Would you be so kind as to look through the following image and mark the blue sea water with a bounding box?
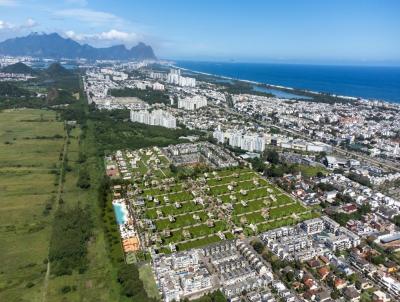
[176,61,400,103]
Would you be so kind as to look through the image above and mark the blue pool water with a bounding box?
[113,203,127,225]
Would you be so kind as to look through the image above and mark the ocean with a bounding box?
[175,61,400,103]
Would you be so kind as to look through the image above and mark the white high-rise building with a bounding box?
[254,135,266,152]
[229,132,243,149]
[178,95,207,110]
[227,131,265,152]
[167,69,196,87]
[167,69,180,85]
[130,109,176,129]
[394,144,399,156]
[213,128,225,143]
[135,82,147,90]
[152,82,165,91]
[150,72,164,80]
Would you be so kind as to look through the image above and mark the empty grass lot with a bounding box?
[0,109,64,302]
[0,109,125,302]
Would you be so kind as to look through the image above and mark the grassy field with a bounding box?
[45,118,127,301]
[0,109,64,301]
[138,264,160,300]
[0,109,128,302]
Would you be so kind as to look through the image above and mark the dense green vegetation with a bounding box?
[348,172,372,187]
[46,87,77,106]
[109,87,170,105]
[90,108,198,153]
[0,82,35,97]
[188,290,226,302]
[117,265,158,301]
[0,96,45,109]
[1,62,35,74]
[77,167,91,189]
[329,203,371,226]
[393,215,400,227]
[37,63,80,91]
[49,205,93,276]
[0,63,80,110]
[265,162,325,178]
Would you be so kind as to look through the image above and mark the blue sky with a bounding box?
[0,0,399,65]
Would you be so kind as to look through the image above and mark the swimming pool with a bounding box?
[113,203,128,225]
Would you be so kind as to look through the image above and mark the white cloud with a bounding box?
[0,20,13,30]
[97,29,138,42]
[0,18,38,31]
[54,8,122,26]
[0,0,18,6]
[65,29,140,46]
[23,18,38,28]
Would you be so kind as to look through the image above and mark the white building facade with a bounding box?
[178,95,207,110]
[130,109,176,129]
[167,69,196,87]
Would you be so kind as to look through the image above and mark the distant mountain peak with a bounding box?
[0,32,157,61]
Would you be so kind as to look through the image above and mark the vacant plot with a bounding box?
[44,121,124,302]
[138,264,160,300]
[0,109,64,301]
[0,109,122,302]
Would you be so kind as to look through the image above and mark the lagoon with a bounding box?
[252,85,312,99]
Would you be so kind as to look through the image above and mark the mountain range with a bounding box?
[1,61,73,75]
[0,33,156,61]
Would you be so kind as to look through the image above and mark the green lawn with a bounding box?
[139,264,160,300]
[177,235,222,251]
[155,211,207,230]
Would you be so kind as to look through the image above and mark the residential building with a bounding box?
[130,109,176,129]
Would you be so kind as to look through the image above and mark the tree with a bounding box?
[266,150,280,164]
[249,158,266,172]
[331,290,340,300]
[169,164,178,174]
[393,215,400,227]
[285,271,295,282]
[347,273,359,284]
[251,240,265,254]
[77,168,91,189]
[371,255,385,266]
[117,264,156,301]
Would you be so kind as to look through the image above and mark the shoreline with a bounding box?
[171,63,399,106]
